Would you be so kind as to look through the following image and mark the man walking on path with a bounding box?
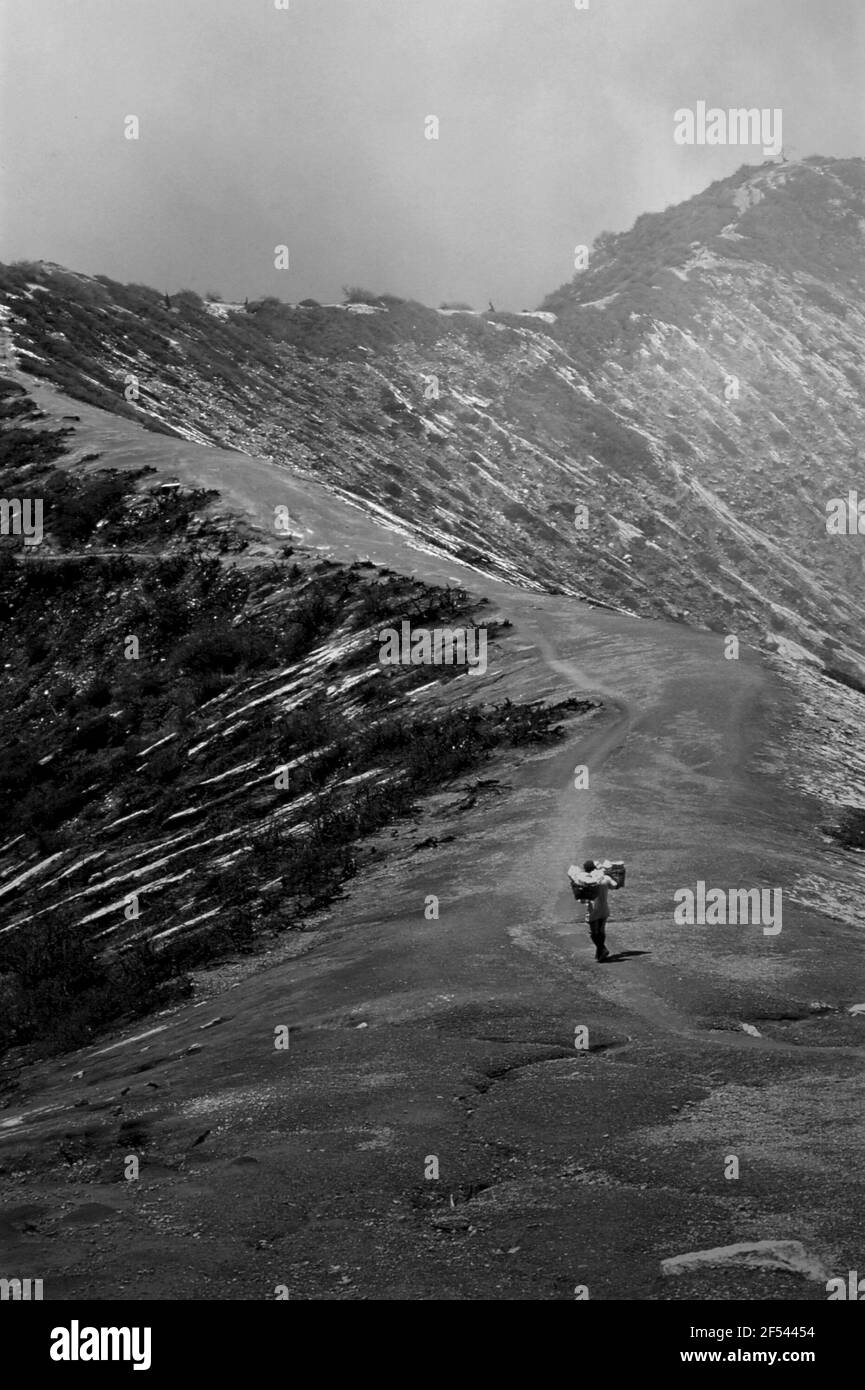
[580,859,619,962]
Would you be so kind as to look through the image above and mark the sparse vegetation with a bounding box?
[822,806,865,851]
[342,286,382,305]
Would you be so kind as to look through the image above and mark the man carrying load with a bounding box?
[567,859,625,962]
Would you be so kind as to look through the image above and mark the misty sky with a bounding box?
[1,0,862,308]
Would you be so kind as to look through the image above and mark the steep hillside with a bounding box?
[0,390,595,1057]
[2,155,864,679]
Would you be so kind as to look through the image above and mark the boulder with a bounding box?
[661,1240,827,1281]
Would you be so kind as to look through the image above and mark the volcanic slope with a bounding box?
[0,381,863,1301]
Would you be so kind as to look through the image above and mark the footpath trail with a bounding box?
[1,386,863,1300]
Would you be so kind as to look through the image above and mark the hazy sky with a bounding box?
[1,0,862,308]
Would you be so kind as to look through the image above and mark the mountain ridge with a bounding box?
[2,153,864,678]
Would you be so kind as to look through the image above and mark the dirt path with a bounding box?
[1,385,863,1300]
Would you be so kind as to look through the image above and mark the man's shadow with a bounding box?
[603,950,650,963]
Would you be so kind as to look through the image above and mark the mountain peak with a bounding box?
[541,153,865,321]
